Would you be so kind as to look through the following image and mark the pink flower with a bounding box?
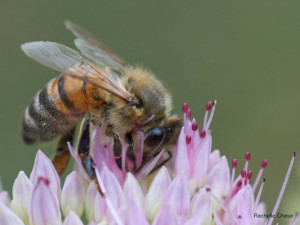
[0,101,298,225]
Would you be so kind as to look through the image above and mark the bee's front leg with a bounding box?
[78,116,96,180]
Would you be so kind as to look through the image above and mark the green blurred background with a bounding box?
[0,1,299,224]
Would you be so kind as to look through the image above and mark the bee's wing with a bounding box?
[65,20,127,72]
[21,41,133,102]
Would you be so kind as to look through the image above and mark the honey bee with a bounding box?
[21,21,182,180]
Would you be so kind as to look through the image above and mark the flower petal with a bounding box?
[63,211,84,225]
[145,167,171,221]
[190,133,211,188]
[152,207,180,225]
[205,156,230,210]
[85,182,98,222]
[208,150,221,172]
[124,173,145,210]
[29,177,61,225]
[223,184,254,225]
[94,166,126,223]
[0,203,25,225]
[162,175,190,222]
[190,187,212,224]
[30,150,61,197]
[127,198,149,225]
[11,171,33,224]
[184,205,206,225]
[213,210,224,225]
[254,202,266,225]
[0,191,10,208]
[60,171,85,217]
[173,128,190,178]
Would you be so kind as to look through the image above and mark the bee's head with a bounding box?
[123,67,173,121]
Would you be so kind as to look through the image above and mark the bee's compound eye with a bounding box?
[144,127,165,148]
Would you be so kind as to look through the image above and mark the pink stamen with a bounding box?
[253,159,268,192]
[231,159,237,186]
[241,169,246,178]
[200,130,206,138]
[186,136,191,145]
[245,152,251,161]
[182,102,188,113]
[192,122,198,131]
[231,179,243,197]
[203,110,208,130]
[243,152,250,172]
[187,108,192,119]
[206,101,213,111]
[136,130,144,169]
[247,170,253,180]
[121,144,128,177]
[232,159,237,168]
[205,102,216,130]
[255,178,265,208]
[261,159,267,169]
[267,153,296,225]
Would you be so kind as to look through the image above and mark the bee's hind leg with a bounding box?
[52,127,75,176]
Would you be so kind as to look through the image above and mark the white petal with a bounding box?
[63,211,84,225]
[153,207,180,225]
[10,171,33,224]
[162,175,190,222]
[223,185,254,225]
[173,128,190,178]
[0,203,25,225]
[0,191,10,207]
[124,173,145,210]
[190,187,212,224]
[145,167,171,221]
[205,156,230,210]
[190,133,211,189]
[85,182,98,222]
[254,202,266,225]
[60,171,85,217]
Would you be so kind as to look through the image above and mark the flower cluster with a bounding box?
[0,101,298,225]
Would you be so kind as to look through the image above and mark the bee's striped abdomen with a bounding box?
[22,76,104,144]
